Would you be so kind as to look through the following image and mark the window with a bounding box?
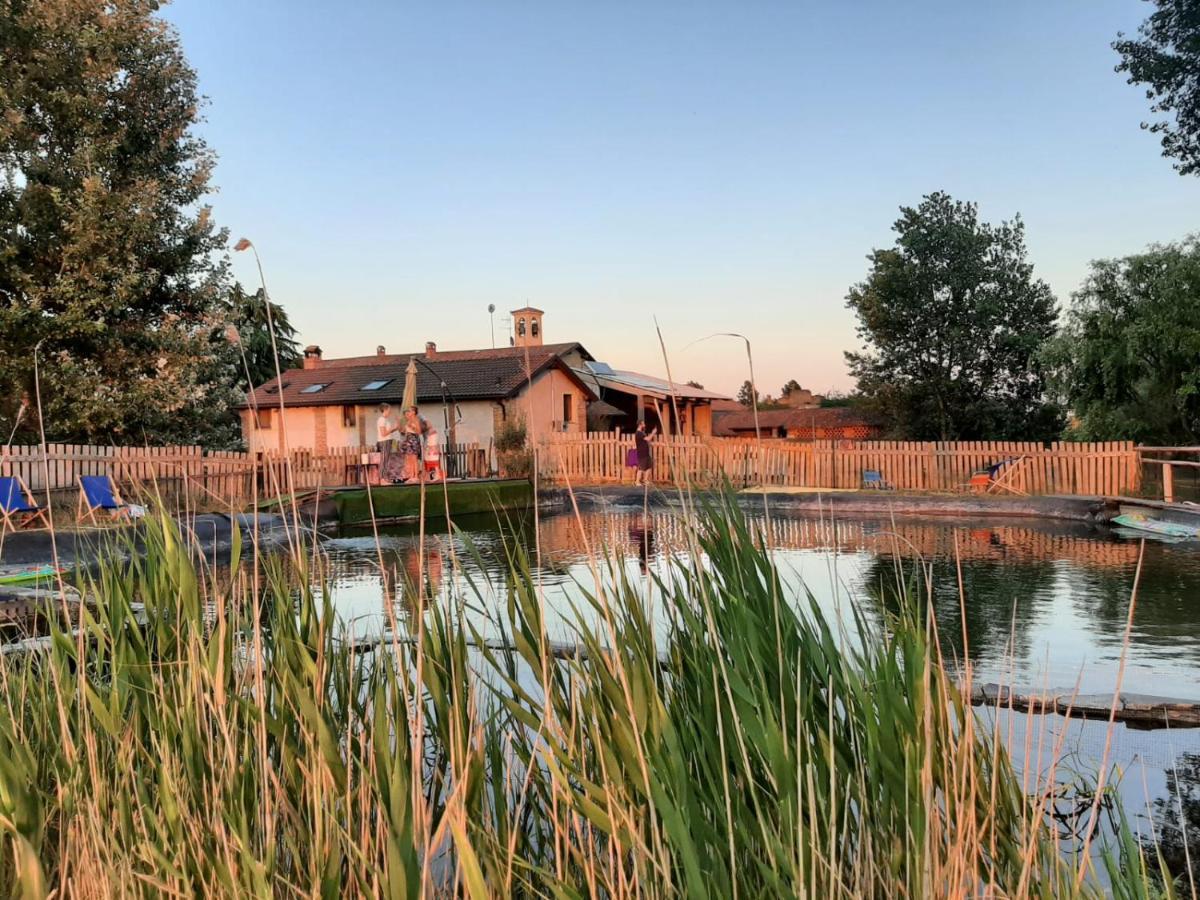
[360,379,392,391]
[264,382,290,394]
[253,407,272,429]
[342,405,356,428]
[531,319,539,337]
[301,382,329,394]
[562,393,573,423]
[517,317,526,337]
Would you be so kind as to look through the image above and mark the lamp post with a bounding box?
[233,238,295,499]
[488,304,496,349]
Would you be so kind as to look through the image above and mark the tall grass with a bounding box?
[0,498,1174,897]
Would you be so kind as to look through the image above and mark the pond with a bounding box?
[321,505,1200,702]
[318,503,1200,876]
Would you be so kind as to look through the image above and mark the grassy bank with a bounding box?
[0,500,1174,897]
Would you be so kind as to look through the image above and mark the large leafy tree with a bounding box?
[224,282,301,391]
[845,192,1061,441]
[1044,238,1200,445]
[736,380,758,407]
[1114,0,1200,175]
[0,0,240,446]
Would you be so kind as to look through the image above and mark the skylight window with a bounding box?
[264,382,290,394]
[360,379,392,391]
[301,383,330,394]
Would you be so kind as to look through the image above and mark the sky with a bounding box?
[163,0,1199,398]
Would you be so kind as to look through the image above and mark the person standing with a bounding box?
[375,403,402,483]
[424,427,443,481]
[634,421,657,486]
[401,405,429,483]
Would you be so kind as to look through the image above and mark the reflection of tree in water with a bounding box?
[858,548,1058,670]
[1063,541,1200,654]
[1146,751,1200,886]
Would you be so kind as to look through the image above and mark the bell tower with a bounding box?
[511,306,544,348]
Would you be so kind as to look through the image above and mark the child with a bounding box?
[424,427,443,481]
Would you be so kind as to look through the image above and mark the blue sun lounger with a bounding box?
[77,475,130,525]
[0,476,49,529]
[862,469,892,490]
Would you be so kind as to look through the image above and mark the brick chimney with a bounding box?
[376,345,386,357]
[425,341,437,358]
[511,306,544,348]
[302,345,323,370]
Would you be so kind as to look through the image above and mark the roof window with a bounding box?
[301,383,330,394]
[360,379,392,391]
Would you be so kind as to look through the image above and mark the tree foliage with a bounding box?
[0,0,240,446]
[780,379,803,397]
[1114,0,1200,175]
[1044,238,1200,444]
[736,380,758,407]
[845,192,1061,441]
[224,283,301,392]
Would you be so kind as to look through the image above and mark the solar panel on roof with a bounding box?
[586,361,614,376]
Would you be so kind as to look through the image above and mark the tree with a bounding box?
[0,1,240,446]
[845,192,1061,441]
[225,283,301,391]
[1043,238,1200,445]
[736,380,758,407]
[685,379,705,390]
[1114,0,1200,175]
[780,379,803,397]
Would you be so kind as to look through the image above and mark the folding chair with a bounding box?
[0,476,49,529]
[862,469,892,490]
[77,475,131,525]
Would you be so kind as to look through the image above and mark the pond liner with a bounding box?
[541,486,1113,522]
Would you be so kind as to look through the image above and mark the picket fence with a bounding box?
[538,433,1142,497]
[0,441,492,509]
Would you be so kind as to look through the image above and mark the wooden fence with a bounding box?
[538,434,1142,496]
[0,440,494,510]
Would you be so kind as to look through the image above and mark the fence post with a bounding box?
[1163,462,1175,503]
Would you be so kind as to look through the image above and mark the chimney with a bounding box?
[303,345,323,370]
[425,341,437,358]
[376,345,386,357]
[511,306,544,348]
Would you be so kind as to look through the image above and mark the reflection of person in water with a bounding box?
[397,540,445,607]
[628,514,655,574]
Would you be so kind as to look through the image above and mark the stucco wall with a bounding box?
[509,368,588,441]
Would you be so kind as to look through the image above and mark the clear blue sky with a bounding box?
[164,0,1199,397]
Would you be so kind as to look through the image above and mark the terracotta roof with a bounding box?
[712,406,883,435]
[241,346,595,409]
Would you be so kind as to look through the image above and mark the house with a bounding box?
[240,308,597,462]
[712,406,884,441]
[572,363,731,436]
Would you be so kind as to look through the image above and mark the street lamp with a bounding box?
[488,303,496,349]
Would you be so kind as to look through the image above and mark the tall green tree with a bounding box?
[1114,0,1200,175]
[0,0,240,446]
[224,282,301,391]
[845,192,1061,441]
[736,380,758,408]
[1044,238,1200,445]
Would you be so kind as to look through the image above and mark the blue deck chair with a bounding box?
[77,475,130,525]
[0,476,49,529]
[862,469,892,490]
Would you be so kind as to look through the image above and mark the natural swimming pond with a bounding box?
[318,503,1200,876]
[322,505,1200,702]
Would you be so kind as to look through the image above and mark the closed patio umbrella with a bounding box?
[401,358,418,412]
